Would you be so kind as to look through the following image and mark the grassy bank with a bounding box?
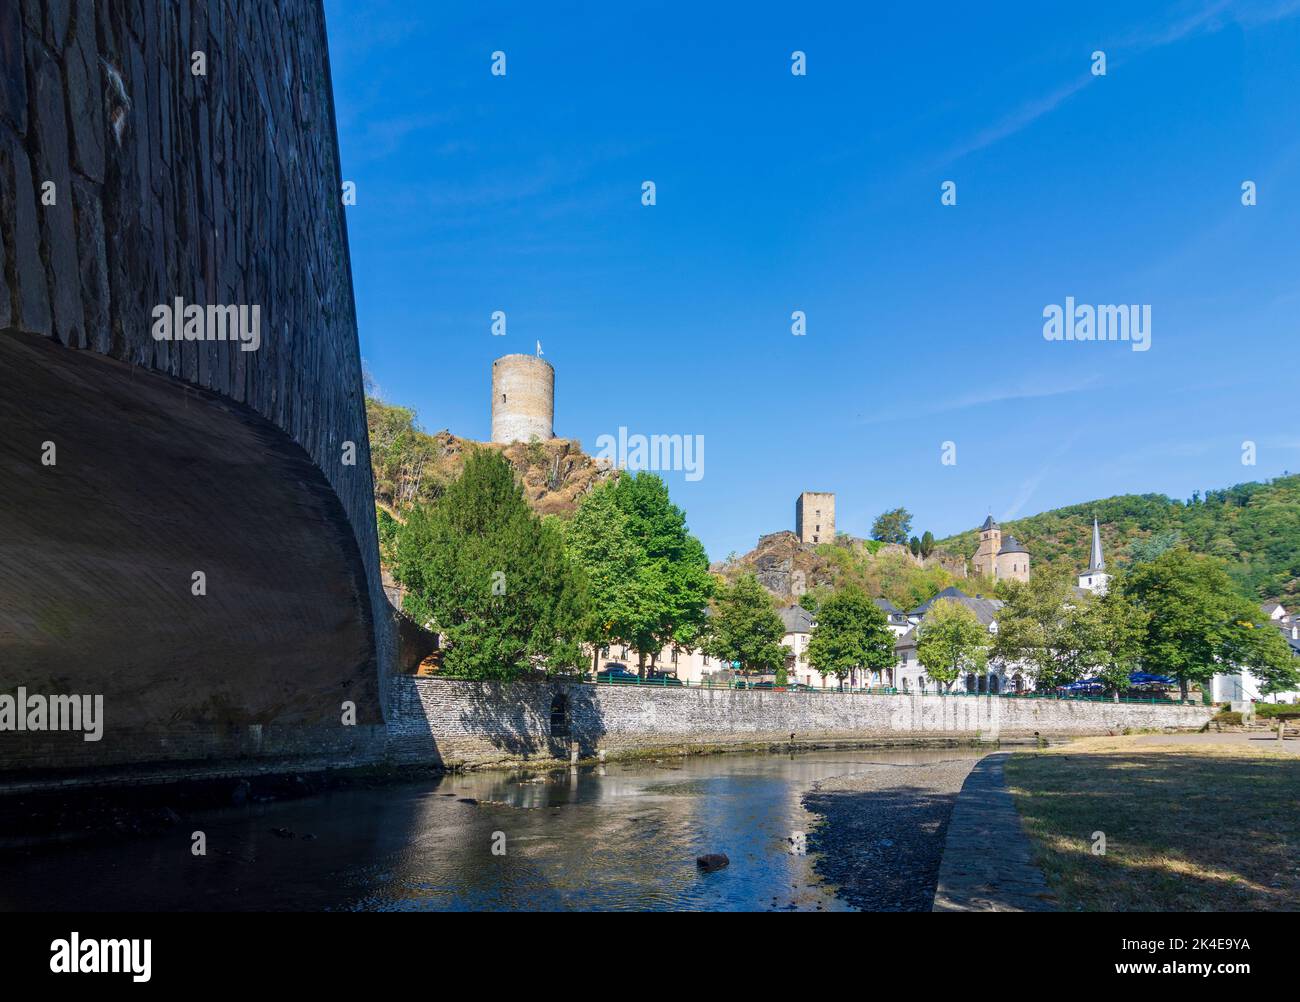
[1005,736,1300,911]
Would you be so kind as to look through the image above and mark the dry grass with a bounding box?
[1005,736,1300,911]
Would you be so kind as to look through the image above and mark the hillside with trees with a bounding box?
[933,475,1300,606]
[715,531,969,612]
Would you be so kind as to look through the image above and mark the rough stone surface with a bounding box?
[387,677,1215,769]
[803,756,980,911]
[931,752,1058,912]
[491,353,554,444]
[0,0,394,777]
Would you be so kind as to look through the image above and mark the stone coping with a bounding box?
[931,751,1057,912]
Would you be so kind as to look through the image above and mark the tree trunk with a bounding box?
[638,649,646,680]
[1179,678,1189,704]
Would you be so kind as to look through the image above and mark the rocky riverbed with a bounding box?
[802,756,982,911]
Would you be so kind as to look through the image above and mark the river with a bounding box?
[0,748,987,912]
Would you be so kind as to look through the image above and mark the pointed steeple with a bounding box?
[1087,517,1105,572]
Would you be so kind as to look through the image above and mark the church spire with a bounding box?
[1088,517,1105,572]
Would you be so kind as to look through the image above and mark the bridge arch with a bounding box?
[0,0,393,775]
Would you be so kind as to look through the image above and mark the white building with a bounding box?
[896,586,1029,693]
[1210,602,1300,704]
[779,604,818,686]
[593,640,718,683]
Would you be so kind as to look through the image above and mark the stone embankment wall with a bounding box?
[387,677,1214,769]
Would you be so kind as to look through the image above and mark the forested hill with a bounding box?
[933,475,1300,605]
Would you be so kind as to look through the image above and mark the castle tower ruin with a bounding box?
[491,354,554,444]
[796,492,835,545]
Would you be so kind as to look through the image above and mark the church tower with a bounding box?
[971,514,1030,581]
[972,515,1001,578]
[1078,518,1110,594]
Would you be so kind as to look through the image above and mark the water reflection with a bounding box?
[0,748,984,912]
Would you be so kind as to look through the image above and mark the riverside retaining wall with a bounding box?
[387,677,1215,769]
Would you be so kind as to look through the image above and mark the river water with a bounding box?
[0,748,985,912]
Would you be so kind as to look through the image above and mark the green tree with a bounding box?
[1124,549,1300,701]
[920,530,936,558]
[806,586,896,691]
[607,471,714,675]
[1127,530,1181,565]
[871,507,913,545]
[1063,581,1149,700]
[566,484,664,671]
[393,448,588,680]
[991,570,1081,689]
[908,536,921,556]
[704,574,787,678]
[916,598,989,691]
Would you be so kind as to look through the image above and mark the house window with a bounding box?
[672,649,679,665]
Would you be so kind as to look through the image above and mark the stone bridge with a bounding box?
[0,1,394,775]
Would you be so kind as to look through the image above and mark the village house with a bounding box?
[1211,601,1300,704]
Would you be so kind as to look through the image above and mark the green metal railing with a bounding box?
[587,676,1184,704]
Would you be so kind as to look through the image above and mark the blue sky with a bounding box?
[324,0,1300,561]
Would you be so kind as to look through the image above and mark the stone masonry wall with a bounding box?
[387,677,1214,769]
[0,2,394,711]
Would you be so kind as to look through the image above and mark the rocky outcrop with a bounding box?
[716,531,836,599]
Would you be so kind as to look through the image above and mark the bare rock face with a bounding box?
[752,532,798,595]
[718,531,834,601]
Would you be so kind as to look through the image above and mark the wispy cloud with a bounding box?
[941,75,1094,164]
[1003,429,1086,519]
[939,0,1300,166]
[343,111,454,164]
[857,374,1103,426]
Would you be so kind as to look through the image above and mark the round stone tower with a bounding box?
[491,354,555,444]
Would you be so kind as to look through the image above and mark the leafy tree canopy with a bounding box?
[605,471,714,670]
[704,574,787,675]
[916,598,989,689]
[871,507,913,545]
[806,586,896,688]
[1122,548,1300,699]
[393,448,587,680]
